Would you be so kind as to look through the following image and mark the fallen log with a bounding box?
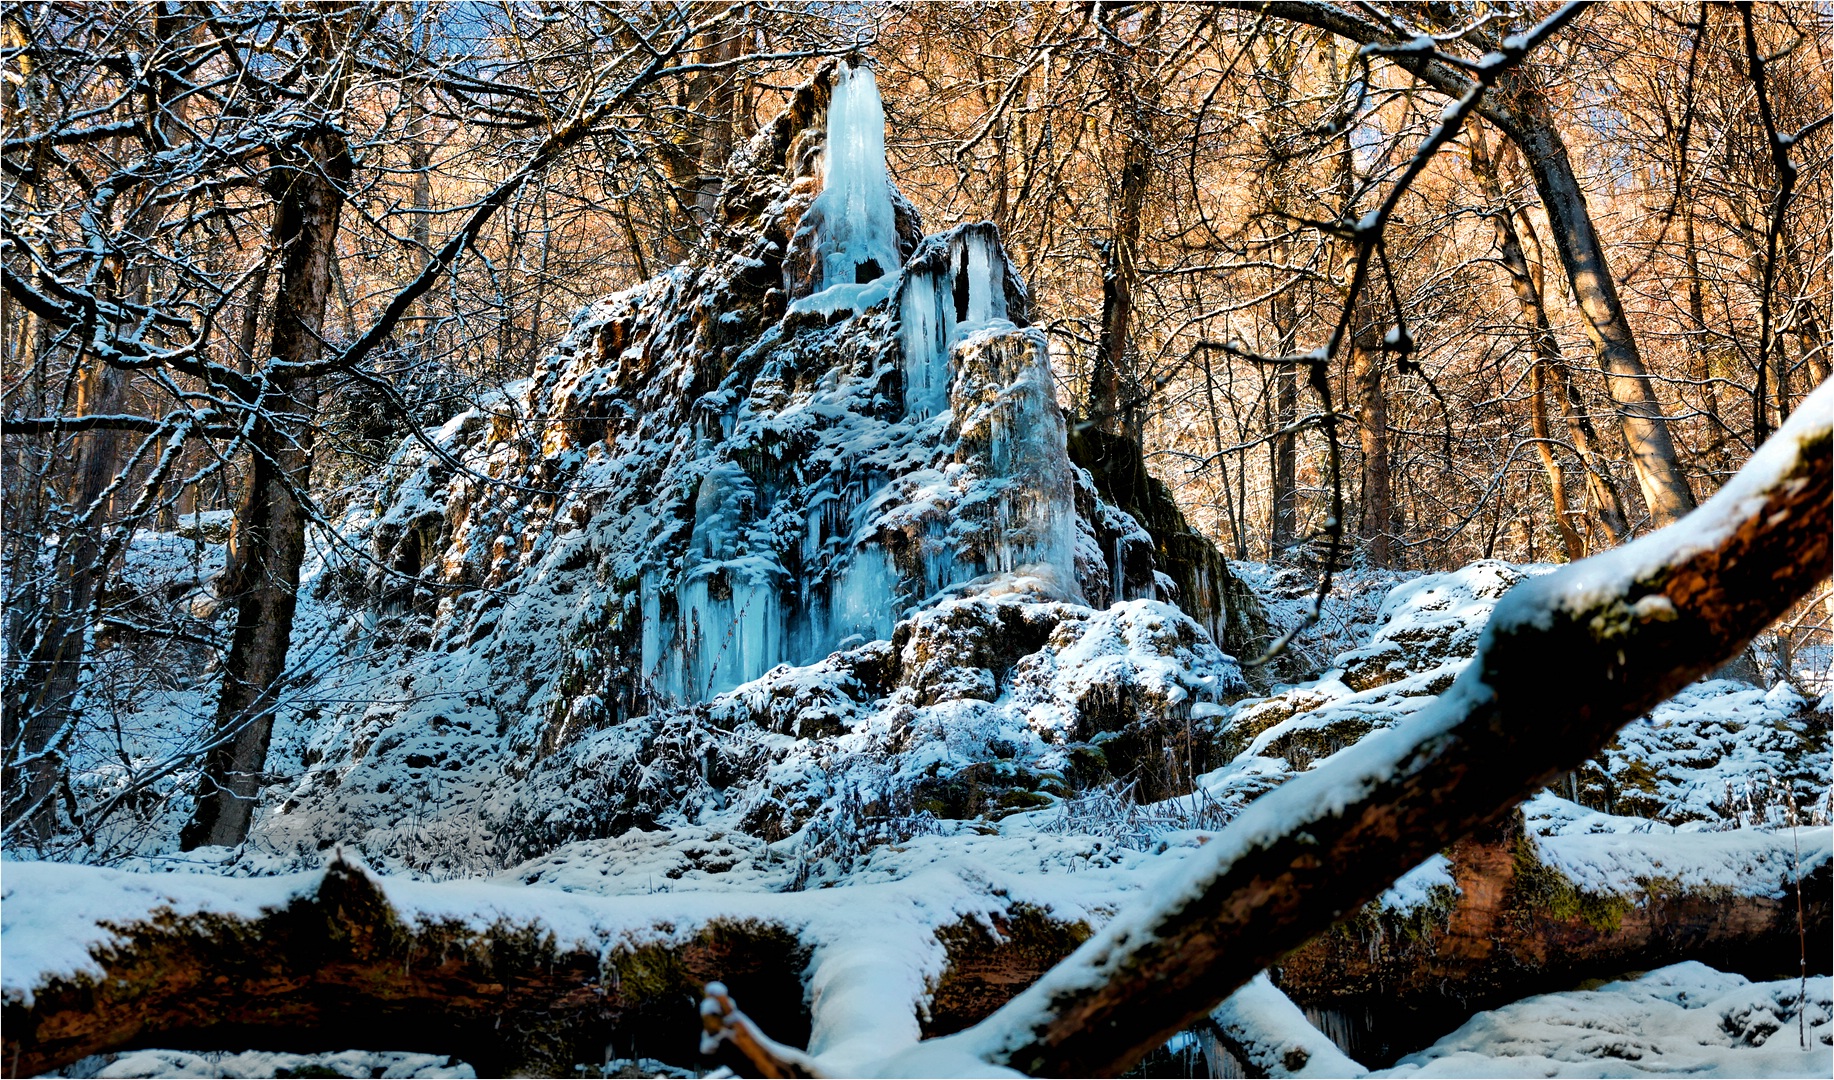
[922,819,1831,1044]
[1276,817,1833,1063]
[2,812,1825,1076]
[0,858,810,1078]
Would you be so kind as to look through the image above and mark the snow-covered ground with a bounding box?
[1379,964,1832,1079]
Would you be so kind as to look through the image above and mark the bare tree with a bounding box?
[2,1,840,850]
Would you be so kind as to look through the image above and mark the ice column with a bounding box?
[899,269,951,419]
[811,63,900,290]
[958,229,1008,327]
[898,225,1013,421]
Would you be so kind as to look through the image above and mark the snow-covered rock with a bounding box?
[208,60,1259,874]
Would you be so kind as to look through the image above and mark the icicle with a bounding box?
[640,569,686,704]
[829,544,898,647]
[674,560,786,700]
[959,228,1008,327]
[899,268,952,419]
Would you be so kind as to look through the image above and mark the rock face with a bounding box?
[258,62,1261,870]
[1067,426,1268,663]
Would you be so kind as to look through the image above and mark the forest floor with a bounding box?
[5,547,1830,1078]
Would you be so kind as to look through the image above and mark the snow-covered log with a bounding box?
[3,778,1823,1076]
[1208,972,1367,1077]
[925,381,1832,1077]
[0,856,812,1078]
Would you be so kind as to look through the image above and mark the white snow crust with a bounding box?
[1377,963,1832,1078]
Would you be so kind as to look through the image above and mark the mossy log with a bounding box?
[1276,819,1831,1064]
[918,823,1828,1043]
[1,859,809,1078]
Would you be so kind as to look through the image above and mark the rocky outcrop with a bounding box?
[1067,425,1268,659]
[253,62,1260,870]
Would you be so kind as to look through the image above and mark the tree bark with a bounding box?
[964,380,1831,1077]
[6,356,129,837]
[5,17,184,836]
[1087,3,1160,444]
[1682,203,1732,480]
[1528,359,1585,560]
[1270,300,1299,558]
[1495,93,1697,527]
[181,127,351,850]
[1473,129,1632,546]
[1349,316,1392,567]
[1466,127,1607,557]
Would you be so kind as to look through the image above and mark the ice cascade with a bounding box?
[809,63,900,292]
[637,68,1086,706]
[898,224,1012,419]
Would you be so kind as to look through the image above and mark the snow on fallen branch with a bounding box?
[889,379,1833,1077]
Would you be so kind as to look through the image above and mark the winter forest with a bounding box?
[1,2,1831,1078]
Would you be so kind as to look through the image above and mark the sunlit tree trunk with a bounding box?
[182,128,352,850]
[1088,3,1160,444]
[1467,128,1603,558]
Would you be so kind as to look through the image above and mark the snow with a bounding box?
[0,861,316,1007]
[1376,852,1457,914]
[787,274,897,318]
[1521,794,1831,899]
[1376,964,1832,1078]
[1213,972,1369,1077]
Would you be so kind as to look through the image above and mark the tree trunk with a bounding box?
[407,82,434,359]
[1682,204,1732,480]
[181,128,351,850]
[0,857,813,1078]
[1483,87,1696,527]
[1350,337,1393,567]
[1267,263,1300,561]
[1218,4,1699,528]
[1336,48,1394,571]
[1498,184,1631,544]
[1201,346,1247,558]
[1528,359,1584,560]
[1087,4,1159,444]
[5,15,187,835]
[1466,128,1591,559]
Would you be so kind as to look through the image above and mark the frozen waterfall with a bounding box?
[640,75,1082,709]
[810,63,900,291]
